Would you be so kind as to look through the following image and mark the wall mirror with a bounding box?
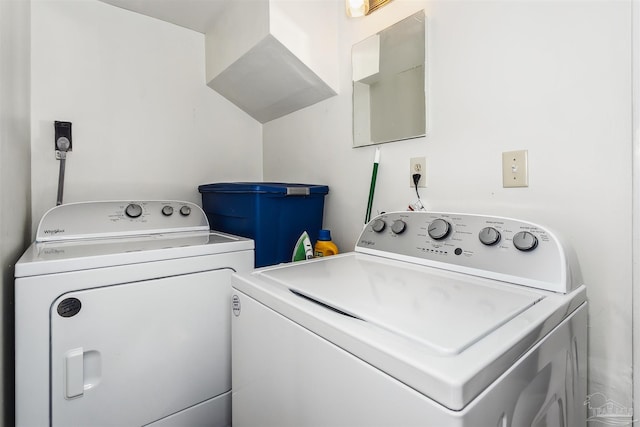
[352,10,426,147]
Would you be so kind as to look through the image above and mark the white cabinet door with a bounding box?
[51,269,232,427]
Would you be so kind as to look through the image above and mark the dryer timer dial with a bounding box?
[125,203,143,218]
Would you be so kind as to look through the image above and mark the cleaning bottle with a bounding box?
[314,229,338,257]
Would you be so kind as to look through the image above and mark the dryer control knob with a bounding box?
[371,219,386,232]
[125,203,143,218]
[179,205,191,216]
[428,219,451,240]
[391,219,406,235]
[161,205,174,216]
[513,231,538,251]
[479,227,501,246]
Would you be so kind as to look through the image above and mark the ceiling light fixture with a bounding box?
[346,0,393,18]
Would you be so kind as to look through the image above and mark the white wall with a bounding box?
[634,0,640,420]
[31,0,263,233]
[0,0,31,423]
[264,0,633,407]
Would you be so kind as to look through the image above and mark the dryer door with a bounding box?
[50,268,232,426]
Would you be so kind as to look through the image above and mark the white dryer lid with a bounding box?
[258,254,542,355]
[16,200,254,277]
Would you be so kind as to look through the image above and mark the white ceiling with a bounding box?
[99,0,229,33]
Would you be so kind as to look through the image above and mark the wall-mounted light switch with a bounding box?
[502,150,528,188]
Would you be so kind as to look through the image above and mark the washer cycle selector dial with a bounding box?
[125,203,143,218]
[391,219,406,235]
[428,219,451,240]
[513,231,538,251]
[179,205,191,216]
[161,206,174,216]
[479,227,501,246]
[371,219,386,232]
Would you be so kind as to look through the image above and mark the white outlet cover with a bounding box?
[409,157,427,187]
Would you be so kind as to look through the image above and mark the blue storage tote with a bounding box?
[198,182,329,267]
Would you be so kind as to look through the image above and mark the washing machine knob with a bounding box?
[428,219,451,240]
[161,205,174,216]
[391,219,406,234]
[125,203,143,218]
[371,219,386,232]
[179,205,191,216]
[478,227,501,246]
[513,231,538,251]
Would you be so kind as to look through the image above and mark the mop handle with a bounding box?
[365,148,380,224]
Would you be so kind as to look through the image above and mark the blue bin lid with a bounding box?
[198,182,329,195]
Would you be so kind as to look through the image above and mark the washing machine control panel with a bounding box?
[357,211,577,293]
[36,200,210,242]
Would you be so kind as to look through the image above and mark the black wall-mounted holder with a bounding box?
[54,121,72,205]
[54,121,72,158]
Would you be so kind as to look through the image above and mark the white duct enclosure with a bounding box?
[205,0,340,123]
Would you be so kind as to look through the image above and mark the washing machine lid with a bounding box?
[255,254,542,355]
[232,252,585,410]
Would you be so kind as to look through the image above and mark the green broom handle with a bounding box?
[365,148,380,224]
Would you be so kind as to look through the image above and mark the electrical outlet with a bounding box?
[409,157,427,187]
[502,150,528,188]
[55,121,72,159]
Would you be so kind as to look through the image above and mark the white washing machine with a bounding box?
[231,211,587,427]
[15,200,254,427]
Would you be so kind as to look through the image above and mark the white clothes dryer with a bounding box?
[15,200,254,427]
[231,211,587,427]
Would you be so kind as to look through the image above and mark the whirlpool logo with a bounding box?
[43,228,65,235]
